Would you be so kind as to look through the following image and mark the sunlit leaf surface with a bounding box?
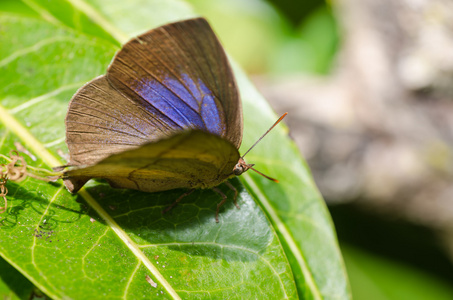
[0,0,350,299]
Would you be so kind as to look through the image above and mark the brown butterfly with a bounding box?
[62,18,286,222]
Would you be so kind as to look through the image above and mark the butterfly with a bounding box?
[62,18,286,222]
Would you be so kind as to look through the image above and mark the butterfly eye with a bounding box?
[232,158,254,176]
[233,157,248,176]
[233,164,244,176]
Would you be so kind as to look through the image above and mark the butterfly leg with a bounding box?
[225,181,240,210]
[162,189,195,214]
[212,187,228,223]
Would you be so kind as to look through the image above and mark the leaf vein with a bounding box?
[81,227,109,280]
[30,185,66,297]
[140,241,287,296]
[124,260,141,298]
[1,37,81,68]
[9,83,84,114]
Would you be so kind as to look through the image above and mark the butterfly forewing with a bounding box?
[107,17,242,148]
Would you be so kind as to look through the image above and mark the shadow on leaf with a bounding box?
[81,178,274,261]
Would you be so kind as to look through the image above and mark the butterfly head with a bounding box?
[231,112,288,182]
[233,156,279,182]
[233,157,254,176]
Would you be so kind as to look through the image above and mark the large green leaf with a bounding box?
[0,0,350,299]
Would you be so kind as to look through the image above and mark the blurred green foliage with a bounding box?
[187,0,338,75]
[0,0,38,17]
[266,0,321,26]
[343,244,453,300]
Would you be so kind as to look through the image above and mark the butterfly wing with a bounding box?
[66,17,242,167]
[64,18,242,192]
[64,131,239,193]
[107,18,242,148]
[65,75,174,165]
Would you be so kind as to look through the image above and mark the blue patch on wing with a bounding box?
[135,73,225,136]
[199,82,222,135]
[135,78,202,129]
[168,74,199,111]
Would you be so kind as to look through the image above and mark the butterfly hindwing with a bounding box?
[65,131,239,193]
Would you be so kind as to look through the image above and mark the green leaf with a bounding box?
[0,0,350,299]
[343,244,453,300]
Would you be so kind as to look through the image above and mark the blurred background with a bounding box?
[187,0,453,299]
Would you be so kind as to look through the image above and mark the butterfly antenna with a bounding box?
[249,167,279,183]
[240,112,288,183]
[241,112,288,159]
